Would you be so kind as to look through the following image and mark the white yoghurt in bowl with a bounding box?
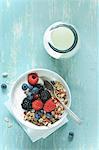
[10,69,71,130]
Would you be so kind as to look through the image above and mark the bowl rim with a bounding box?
[10,68,71,130]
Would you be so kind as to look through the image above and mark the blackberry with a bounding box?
[40,90,51,103]
[21,98,32,110]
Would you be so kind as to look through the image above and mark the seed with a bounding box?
[28,116,32,120]
[61,110,64,114]
[31,109,35,113]
[4,117,9,122]
[64,99,68,105]
[44,122,48,126]
[57,115,62,119]
[55,115,58,119]
[58,107,61,112]
[42,115,46,119]
[27,111,31,116]
[24,89,29,95]
[24,116,27,120]
[39,118,43,123]
[54,100,57,103]
[51,111,55,116]
[2,72,8,78]
[7,122,13,128]
[48,123,52,126]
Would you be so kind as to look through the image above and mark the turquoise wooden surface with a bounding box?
[0,0,98,150]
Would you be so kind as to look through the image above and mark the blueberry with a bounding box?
[46,112,52,118]
[35,113,40,119]
[27,92,34,101]
[68,131,74,141]
[37,110,44,115]
[40,109,44,113]
[31,87,39,94]
[28,84,33,90]
[40,90,51,103]
[21,98,32,110]
[37,111,42,116]
[34,84,44,93]
[22,83,28,90]
[1,83,7,89]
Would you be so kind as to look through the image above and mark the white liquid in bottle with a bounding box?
[50,26,74,51]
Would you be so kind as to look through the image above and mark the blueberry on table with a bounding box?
[1,83,7,89]
[22,83,28,90]
[68,131,74,141]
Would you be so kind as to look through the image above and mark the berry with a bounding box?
[31,87,39,95]
[44,99,56,112]
[35,113,41,119]
[37,110,43,116]
[28,73,39,85]
[68,131,74,141]
[32,100,43,111]
[28,84,33,90]
[27,92,34,101]
[33,94,39,100]
[34,84,44,94]
[46,112,52,118]
[1,83,7,89]
[21,98,32,110]
[22,83,28,90]
[40,109,44,113]
[40,90,51,103]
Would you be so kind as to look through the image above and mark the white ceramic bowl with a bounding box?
[10,69,71,130]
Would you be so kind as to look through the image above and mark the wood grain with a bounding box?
[0,0,98,150]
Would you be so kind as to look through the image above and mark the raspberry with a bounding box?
[44,99,56,112]
[28,73,39,85]
[32,100,43,111]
